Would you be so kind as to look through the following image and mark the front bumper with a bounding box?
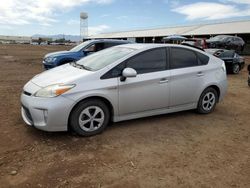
[21,93,75,132]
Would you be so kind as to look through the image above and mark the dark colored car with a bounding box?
[182,38,208,49]
[205,49,245,74]
[43,39,132,70]
[206,35,245,53]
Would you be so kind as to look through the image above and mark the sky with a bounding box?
[1,0,250,36]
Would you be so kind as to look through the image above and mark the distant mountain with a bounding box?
[32,34,81,42]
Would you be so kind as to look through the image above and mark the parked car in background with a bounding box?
[21,44,227,136]
[206,35,245,53]
[182,38,207,49]
[162,35,187,44]
[42,39,132,70]
[205,49,245,74]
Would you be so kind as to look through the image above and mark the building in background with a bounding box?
[0,35,32,44]
[89,20,250,54]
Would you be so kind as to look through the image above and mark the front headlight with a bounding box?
[45,57,57,62]
[34,84,75,98]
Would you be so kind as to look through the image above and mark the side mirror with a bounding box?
[121,68,137,81]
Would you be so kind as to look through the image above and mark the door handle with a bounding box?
[159,78,169,84]
[197,72,204,77]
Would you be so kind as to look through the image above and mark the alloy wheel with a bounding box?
[78,106,105,132]
[202,92,216,111]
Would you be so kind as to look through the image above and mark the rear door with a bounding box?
[118,48,170,115]
[169,47,209,107]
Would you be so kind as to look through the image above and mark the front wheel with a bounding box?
[197,88,218,114]
[69,99,110,136]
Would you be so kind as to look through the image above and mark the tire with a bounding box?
[232,63,240,74]
[69,99,110,136]
[197,88,218,114]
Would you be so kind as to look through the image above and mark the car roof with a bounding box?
[117,43,205,51]
[88,39,132,43]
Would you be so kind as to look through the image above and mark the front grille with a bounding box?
[23,91,32,96]
[22,105,33,123]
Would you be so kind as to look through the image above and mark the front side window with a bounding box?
[85,44,96,52]
[170,48,198,69]
[85,43,104,52]
[126,48,167,74]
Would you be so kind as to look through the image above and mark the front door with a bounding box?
[118,48,170,115]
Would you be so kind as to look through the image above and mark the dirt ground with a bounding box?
[0,44,249,188]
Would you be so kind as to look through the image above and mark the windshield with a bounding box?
[70,40,93,52]
[76,47,135,71]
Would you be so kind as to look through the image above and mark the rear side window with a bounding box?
[95,42,105,51]
[197,52,209,65]
[126,48,167,74]
[170,48,198,69]
[104,42,120,48]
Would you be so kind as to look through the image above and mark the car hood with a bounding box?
[31,64,92,87]
[44,51,78,58]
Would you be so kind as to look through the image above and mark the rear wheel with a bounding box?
[69,99,110,136]
[232,63,240,74]
[197,88,218,114]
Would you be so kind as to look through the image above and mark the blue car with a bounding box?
[43,39,132,70]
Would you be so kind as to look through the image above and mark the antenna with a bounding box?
[80,12,88,41]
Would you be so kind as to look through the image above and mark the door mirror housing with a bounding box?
[121,68,137,81]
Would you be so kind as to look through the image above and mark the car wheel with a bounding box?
[232,63,240,74]
[197,88,218,114]
[69,99,110,136]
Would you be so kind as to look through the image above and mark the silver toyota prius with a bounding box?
[21,44,227,136]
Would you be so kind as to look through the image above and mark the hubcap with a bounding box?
[233,64,240,73]
[78,106,105,132]
[202,92,216,111]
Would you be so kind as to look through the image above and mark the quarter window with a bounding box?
[170,48,198,69]
[197,52,209,65]
[126,48,167,74]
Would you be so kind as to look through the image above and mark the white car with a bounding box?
[21,44,228,136]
